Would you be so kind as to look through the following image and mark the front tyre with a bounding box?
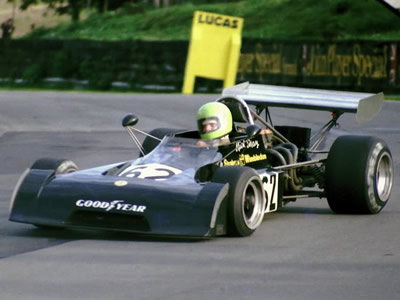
[31,158,78,174]
[29,158,78,228]
[325,135,393,214]
[212,166,265,237]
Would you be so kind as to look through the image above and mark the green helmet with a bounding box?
[197,102,232,140]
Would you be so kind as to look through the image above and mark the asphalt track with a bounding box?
[0,90,399,300]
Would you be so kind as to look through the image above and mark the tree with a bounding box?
[18,0,138,21]
[19,0,137,22]
[17,0,225,22]
[19,0,86,22]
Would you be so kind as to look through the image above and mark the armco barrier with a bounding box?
[0,39,398,92]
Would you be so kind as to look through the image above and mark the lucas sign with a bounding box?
[182,11,244,94]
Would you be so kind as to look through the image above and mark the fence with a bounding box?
[239,40,395,93]
[0,38,398,92]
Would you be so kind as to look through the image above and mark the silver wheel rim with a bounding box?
[375,153,393,202]
[241,178,265,230]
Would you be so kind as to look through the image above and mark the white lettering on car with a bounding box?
[260,172,279,213]
[119,163,182,181]
[235,140,260,152]
[76,199,146,213]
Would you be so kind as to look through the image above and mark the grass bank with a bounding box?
[23,0,400,41]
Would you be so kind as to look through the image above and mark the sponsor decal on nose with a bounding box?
[75,199,146,213]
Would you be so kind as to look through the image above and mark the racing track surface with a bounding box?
[0,91,399,300]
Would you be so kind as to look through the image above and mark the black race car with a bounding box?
[9,83,394,237]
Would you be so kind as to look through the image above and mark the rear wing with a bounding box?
[221,82,384,123]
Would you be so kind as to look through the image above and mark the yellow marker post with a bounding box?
[182,11,244,94]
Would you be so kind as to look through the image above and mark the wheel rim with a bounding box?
[241,178,264,230]
[375,153,393,202]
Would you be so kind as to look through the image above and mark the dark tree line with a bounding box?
[16,0,132,21]
[8,0,241,22]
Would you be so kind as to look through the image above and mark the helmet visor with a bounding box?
[198,117,220,135]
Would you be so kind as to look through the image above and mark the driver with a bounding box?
[196,102,232,146]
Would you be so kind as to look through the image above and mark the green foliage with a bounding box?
[22,0,400,41]
[22,63,46,84]
[87,55,116,90]
[19,0,133,22]
[385,95,400,101]
[52,50,77,77]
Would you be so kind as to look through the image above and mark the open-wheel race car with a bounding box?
[9,82,394,237]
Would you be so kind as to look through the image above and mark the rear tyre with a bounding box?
[212,166,265,237]
[141,128,183,156]
[31,158,78,174]
[325,135,393,214]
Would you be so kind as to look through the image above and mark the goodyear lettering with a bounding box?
[76,199,146,213]
[197,13,238,29]
[223,153,267,166]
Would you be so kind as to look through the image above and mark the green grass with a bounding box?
[385,95,400,101]
[23,0,400,41]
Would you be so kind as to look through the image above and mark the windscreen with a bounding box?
[117,136,222,182]
[142,136,222,169]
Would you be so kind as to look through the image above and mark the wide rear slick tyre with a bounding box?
[212,166,265,237]
[325,135,393,214]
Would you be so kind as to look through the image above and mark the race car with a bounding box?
[9,82,394,237]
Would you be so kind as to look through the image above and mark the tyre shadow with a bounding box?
[278,206,333,215]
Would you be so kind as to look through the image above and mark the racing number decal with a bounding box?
[262,172,279,213]
[119,163,182,181]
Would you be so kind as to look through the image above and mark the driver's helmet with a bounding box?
[197,102,232,140]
